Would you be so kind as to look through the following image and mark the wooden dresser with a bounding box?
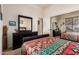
[13,31,38,50]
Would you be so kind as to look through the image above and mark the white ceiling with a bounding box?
[34,4,52,9]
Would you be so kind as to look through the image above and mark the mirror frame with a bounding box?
[18,15,32,32]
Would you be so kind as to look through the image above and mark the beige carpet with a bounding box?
[2,48,21,55]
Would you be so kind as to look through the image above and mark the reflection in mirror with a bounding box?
[18,15,32,32]
[20,17,31,30]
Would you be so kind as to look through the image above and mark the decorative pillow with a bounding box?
[61,32,79,42]
[63,42,79,55]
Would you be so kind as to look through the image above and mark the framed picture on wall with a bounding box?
[9,21,16,26]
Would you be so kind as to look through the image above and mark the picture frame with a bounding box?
[9,21,16,26]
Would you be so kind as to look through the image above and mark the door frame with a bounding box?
[50,17,53,36]
[50,17,57,36]
[38,18,43,35]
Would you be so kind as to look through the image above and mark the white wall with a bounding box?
[3,4,42,48]
[43,4,79,34]
[0,20,2,55]
[0,5,2,55]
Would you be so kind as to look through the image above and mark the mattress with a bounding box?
[21,36,79,55]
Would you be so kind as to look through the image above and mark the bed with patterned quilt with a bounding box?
[21,33,79,55]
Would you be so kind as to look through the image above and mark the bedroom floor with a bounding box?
[2,48,21,55]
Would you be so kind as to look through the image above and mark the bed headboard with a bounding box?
[23,34,49,42]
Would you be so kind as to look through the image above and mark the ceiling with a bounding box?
[34,4,52,9]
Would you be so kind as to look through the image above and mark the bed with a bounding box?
[21,33,79,55]
[61,32,79,42]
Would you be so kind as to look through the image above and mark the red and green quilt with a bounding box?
[21,36,79,55]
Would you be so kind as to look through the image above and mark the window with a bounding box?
[65,16,79,32]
